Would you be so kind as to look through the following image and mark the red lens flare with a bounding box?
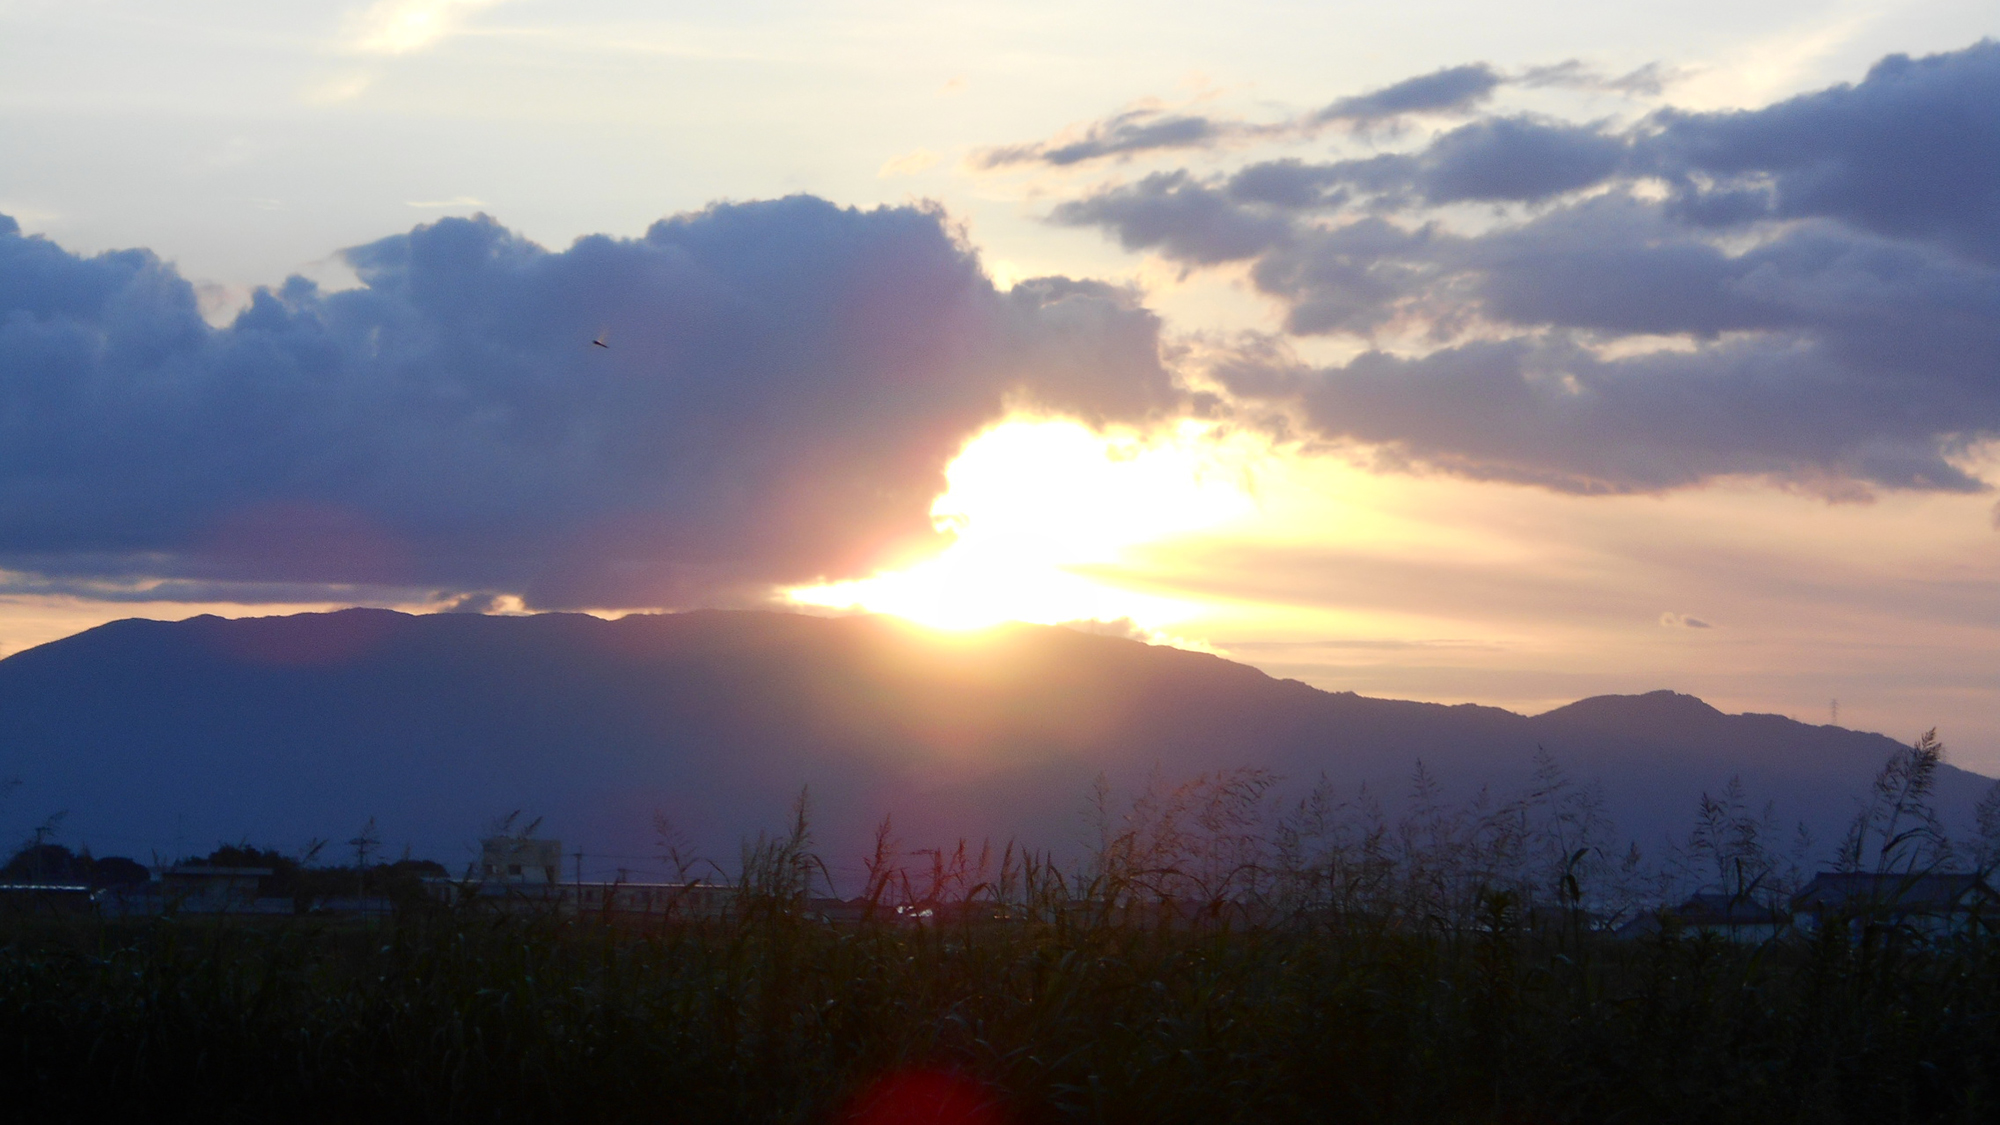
[840,1069,1009,1125]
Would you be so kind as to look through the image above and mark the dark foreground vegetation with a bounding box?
[3,900,1999,1124]
[5,732,1998,1123]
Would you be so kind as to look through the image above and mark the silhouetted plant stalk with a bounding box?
[627,734,2000,940]
[1051,752,1645,934]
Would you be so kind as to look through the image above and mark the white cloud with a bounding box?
[347,0,507,56]
[1671,5,1878,110]
[301,72,377,104]
[877,149,939,178]
[193,281,253,328]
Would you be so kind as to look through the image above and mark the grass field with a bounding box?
[2,894,1997,1124]
[5,742,1994,1122]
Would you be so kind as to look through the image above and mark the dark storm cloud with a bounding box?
[1048,116,1628,265]
[0,198,1179,606]
[0,569,403,606]
[1643,44,2000,264]
[1049,171,1297,264]
[1415,117,1628,203]
[1220,116,1628,211]
[1055,41,2000,496]
[1278,334,1989,495]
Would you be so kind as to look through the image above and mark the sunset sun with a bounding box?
[786,417,1258,634]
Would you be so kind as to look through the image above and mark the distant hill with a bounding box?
[0,608,1988,879]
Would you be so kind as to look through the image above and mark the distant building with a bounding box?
[1617,892,1792,942]
[94,883,165,918]
[0,883,95,916]
[480,836,562,884]
[566,880,736,920]
[159,865,288,914]
[1792,872,1997,939]
[310,896,400,916]
[463,837,741,918]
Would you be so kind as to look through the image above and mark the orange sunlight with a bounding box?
[785,417,1259,635]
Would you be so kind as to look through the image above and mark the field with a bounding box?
[6,746,1997,1123]
[2,887,1997,1124]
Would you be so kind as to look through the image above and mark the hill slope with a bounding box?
[0,608,1986,876]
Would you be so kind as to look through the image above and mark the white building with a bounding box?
[480,836,562,884]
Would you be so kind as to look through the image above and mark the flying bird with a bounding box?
[591,333,609,349]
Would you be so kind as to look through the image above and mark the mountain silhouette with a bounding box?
[0,608,1987,879]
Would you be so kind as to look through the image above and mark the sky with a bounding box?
[3,0,1999,768]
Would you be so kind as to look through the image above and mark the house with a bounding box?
[479,836,562,884]
[472,835,565,909]
[94,882,166,917]
[570,880,736,920]
[468,872,737,920]
[1616,892,1792,942]
[1791,872,1996,939]
[0,883,95,917]
[158,865,290,914]
[309,896,400,916]
[466,836,737,919]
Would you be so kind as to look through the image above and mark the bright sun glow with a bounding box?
[785,418,1258,634]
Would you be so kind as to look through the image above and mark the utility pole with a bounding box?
[28,811,65,884]
[29,822,48,883]
[349,817,380,902]
[573,849,585,915]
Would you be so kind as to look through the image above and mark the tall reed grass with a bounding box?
[2,735,1996,1123]
[4,890,1997,1122]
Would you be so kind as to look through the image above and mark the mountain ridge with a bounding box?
[0,608,1986,876]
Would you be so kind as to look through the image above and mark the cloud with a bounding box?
[1643,44,2000,265]
[347,0,506,55]
[310,0,509,104]
[1660,612,1712,628]
[1411,117,1629,203]
[0,569,394,606]
[1190,116,1629,217]
[301,72,376,104]
[877,149,940,178]
[1255,336,1986,495]
[1057,616,1148,640]
[1050,171,1296,265]
[0,199,1180,608]
[974,109,1231,169]
[1308,64,1504,126]
[442,591,522,614]
[1054,41,2000,497]
[974,61,1617,170]
[1519,60,1675,97]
